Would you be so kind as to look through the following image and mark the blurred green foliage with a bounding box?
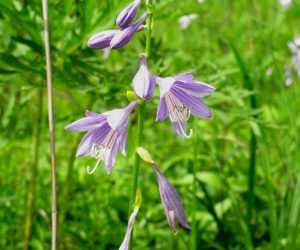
[1,0,300,249]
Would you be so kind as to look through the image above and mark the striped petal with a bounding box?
[65,116,106,132]
[156,96,168,121]
[171,86,212,118]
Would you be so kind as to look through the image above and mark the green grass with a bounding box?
[1,0,300,249]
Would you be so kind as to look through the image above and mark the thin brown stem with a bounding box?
[42,1,57,249]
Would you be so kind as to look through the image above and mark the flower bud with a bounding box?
[110,12,148,49]
[132,55,155,100]
[119,189,142,250]
[151,164,191,231]
[116,0,141,29]
[136,147,155,164]
[87,30,119,49]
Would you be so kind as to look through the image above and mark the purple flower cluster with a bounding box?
[87,0,148,50]
[65,0,216,246]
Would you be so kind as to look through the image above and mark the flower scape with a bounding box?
[65,0,215,248]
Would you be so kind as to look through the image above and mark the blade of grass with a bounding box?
[286,172,300,250]
[23,89,43,250]
[190,119,198,250]
[228,39,258,243]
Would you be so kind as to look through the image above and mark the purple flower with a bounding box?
[87,30,119,50]
[116,0,141,29]
[110,12,148,49]
[119,207,139,250]
[151,164,190,231]
[65,102,138,174]
[132,55,155,100]
[156,73,215,138]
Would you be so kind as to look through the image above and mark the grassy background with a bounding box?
[1,0,300,249]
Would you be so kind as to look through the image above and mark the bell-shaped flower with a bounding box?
[116,0,141,29]
[156,73,215,138]
[132,55,155,100]
[87,30,119,50]
[151,164,190,231]
[110,12,148,49]
[119,206,139,250]
[65,102,138,174]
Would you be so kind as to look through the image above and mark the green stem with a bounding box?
[129,0,154,214]
[190,120,198,250]
[58,134,81,238]
[261,131,277,250]
[145,1,153,58]
[229,40,257,242]
[23,89,43,250]
[129,102,145,214]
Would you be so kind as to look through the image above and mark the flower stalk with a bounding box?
[128,0,154,214]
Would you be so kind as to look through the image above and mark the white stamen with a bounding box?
[86,130,118,174]
[165,92,191,123]
[87,157,102,174]
[177,121,193,139]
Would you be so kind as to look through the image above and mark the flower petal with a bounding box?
[171,86,212,118]
[110,12,148,49]
[151,164,190,230]
[65,116,106,132]
[156,77,175,97]
[119,131,127,156]
[171,121,188,138]
[76,124,111,157]
[132,56,155,100]
[174,81,215,98]
[175,73,194,81]
[105,102,137,132]
[85,110,104,117]
[88,30,119,49]
[119,207,139,250]
[104,139,119,174]
[116,0,141,29]
[156,96,168,121]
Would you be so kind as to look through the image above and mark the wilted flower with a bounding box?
[178,14,198,30]
[87,30,119,50]
[156,73,215,138]
[119,206,139,250]
[132,55,155,100]
[65,102,138,174]
[116,0,141,29]
[110,12,148,49]
[151,164,190,231]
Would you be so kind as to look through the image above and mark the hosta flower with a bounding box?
[116,0,141,29]
[65,102,138,174]
[156,73,215,138]
[151,164,190,231]
[110,12,148,49]
[288,37,300,79]
[87,30,119,50]
[279,0,292,8]
[178,14,198,30]
[119,206,139,250]
[132,55,155,100]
